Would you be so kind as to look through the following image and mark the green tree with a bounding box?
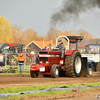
[0,16,13,42]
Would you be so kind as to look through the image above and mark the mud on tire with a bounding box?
[30,71,38,78]
[65,51,82,77]
[51,64,59,78]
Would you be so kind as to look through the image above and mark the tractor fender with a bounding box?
[65,50,78,55]
[30,64,45,71]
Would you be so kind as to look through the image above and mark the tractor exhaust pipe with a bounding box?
[49,44,51,50]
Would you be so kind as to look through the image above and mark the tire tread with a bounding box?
[65,51,82,77]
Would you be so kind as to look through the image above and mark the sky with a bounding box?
[0,0,100,38]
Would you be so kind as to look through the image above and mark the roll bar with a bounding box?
[56,36,70,50]
[56,36,83,50]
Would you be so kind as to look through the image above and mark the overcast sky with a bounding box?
[0,0,100,38]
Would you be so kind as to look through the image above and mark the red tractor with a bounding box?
[30,36,85,78]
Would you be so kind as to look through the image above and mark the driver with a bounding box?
[56,40,65,59]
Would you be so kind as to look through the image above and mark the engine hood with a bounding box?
[39,50,61,55]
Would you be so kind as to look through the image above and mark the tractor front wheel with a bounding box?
[87,68,92,76]
[65,51,82,77]
[51,64,59,78]
[30,71,38,78]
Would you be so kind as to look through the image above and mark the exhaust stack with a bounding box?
[49,44,51,50]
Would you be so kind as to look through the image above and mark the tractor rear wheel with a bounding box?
[96,63,100,72]
[65,51,82,77]
[30,71,38,78]
[51,64,59,78]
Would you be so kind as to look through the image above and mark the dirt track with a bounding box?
[0,75,100,100]
[0,75,100,89]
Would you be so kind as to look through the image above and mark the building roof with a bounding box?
[26,40,56,49]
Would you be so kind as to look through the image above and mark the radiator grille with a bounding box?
[40,57,48,63]
[39,52,48,54]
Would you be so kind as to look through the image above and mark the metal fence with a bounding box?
[1,52,38,72]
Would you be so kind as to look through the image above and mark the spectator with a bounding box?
[0,54,4,67]
[36,54,39,64]
[18,53,26,75]
[43,47,47,50]
[0,50,4,71]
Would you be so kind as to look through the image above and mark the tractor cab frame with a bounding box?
[56,36,83,50]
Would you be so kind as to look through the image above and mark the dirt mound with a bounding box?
[0,75,100,100]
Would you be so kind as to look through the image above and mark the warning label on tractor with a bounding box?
[81,54,99,62]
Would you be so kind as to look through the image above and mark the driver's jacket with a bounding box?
[56,43,65,51]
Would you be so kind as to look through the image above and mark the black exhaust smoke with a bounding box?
[49,0,100,27]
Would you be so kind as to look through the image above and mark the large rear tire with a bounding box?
[96,63,100,72]
[30,71,38,78]
[65,51,82,77]
[51,64,59,78]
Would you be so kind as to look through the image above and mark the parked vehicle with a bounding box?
[79,44,100,76]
